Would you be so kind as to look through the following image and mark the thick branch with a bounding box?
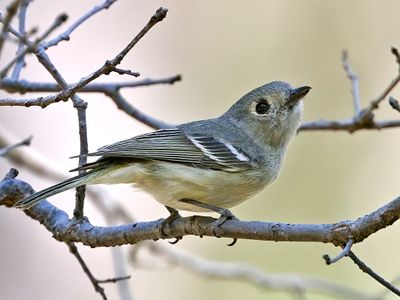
[1,174,399,247]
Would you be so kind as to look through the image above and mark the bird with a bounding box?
[15,81,310,230]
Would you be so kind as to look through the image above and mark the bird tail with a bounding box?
[14,171,95,210]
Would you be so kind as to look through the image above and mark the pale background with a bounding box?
[1,1,400,299]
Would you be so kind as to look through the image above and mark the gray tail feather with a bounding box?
[14,172,93,210]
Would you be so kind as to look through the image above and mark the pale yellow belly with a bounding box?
[90,161,272,212]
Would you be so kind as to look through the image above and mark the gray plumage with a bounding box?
[15,81,311,212]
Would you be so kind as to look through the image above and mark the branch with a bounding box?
[136,243,373,300]
[0,75,181,94]
[0,0,21,59]
[42,0,117,49]
[67,242,130,300]
[299,118,400,132]
[67,242,108,300]
[10,0,30,80]
[347,250,400,297]
[1,172,399,247]
[0,134,31,157]
[0,12,68,79]
[342,50,361,114]
[0,131,381,299]
[107,90,172,129]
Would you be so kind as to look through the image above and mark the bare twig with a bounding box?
[1,75,181,94]
[361,48,400,116]
[323,239,353,265]
[110,67,140,77]
[31,45,89,218]
[347,250,400,297]
[107,90,171,129]
[67,242,107,300]
[299,118,400,132]
[0,0,22,59]
[11,0,30,80]
[342,50,361,114]
[0,135,31,157]
[43,0,117,49]
[97,275,131,284]
[51,7,168,101]
[1,13,69,79]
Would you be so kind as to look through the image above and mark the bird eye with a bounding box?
[255,101,270,114]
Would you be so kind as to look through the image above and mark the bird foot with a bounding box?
[179,199,239,246]
[160,206,183,244]
[210,208,238,246]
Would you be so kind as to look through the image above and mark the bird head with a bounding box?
[223,81,311,148]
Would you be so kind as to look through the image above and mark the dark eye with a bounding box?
[255,102,270,114]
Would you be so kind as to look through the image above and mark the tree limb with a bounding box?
[1,172,399,247]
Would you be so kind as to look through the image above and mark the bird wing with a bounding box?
[81,128,252,172]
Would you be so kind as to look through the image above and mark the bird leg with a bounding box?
[180,199,238,245]
[160,206,182,244]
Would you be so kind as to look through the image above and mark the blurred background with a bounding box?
[1,0,400,299]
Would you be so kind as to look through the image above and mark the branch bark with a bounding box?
[1,172,399,248]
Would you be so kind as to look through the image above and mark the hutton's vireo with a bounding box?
[15,81,311,225]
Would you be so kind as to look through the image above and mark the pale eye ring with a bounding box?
[255,101,270,114]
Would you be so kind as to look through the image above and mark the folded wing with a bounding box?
[80,128,252,172]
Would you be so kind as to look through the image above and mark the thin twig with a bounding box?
[347,250,400,297]
[0,0,22,59]
[34,46,89,219]
[107,90,172,129]
[43,0,117,49]
[0,13,69,79]
[53,7,168,101]
[342,50,361,114]
[67,242,107,300]
[322,239,353,265]
[0,135,31,157]
[299,118,400,132]
[11,0,30,80]
[97,275,131,284]
[110,67,140,77]
[361,48,400,115]
[0,75,181,94]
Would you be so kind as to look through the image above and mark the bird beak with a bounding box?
[287,86,311,107]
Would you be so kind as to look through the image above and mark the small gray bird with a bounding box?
[15,81,310,226]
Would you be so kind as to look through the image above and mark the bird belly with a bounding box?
[92,161,272,212]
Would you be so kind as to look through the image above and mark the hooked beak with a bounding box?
[287,86,311,107]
